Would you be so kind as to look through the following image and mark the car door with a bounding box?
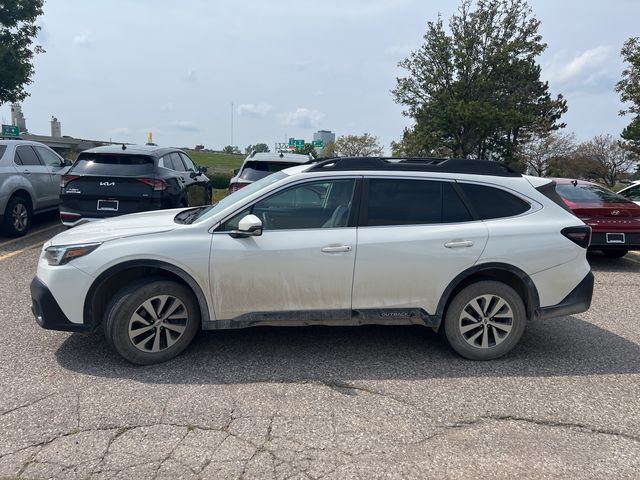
[210,177,359,320]
[352,177,488,316]
[33,145,67,206]
[179,152,209,205]
[14,145,59,209]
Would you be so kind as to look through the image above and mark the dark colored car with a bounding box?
[554,178,640,258]
[60,145,211,227]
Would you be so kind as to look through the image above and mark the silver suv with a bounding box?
[0,140,69,236]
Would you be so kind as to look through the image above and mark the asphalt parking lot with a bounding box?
[0,220,639,479]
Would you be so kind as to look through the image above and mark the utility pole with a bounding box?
[230,102,234,147]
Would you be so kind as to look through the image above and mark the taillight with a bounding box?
[61,175,79,188]
[228,182,249,193]
[137,178,167,191]
[561,226,592,249]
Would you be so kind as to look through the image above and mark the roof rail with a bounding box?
[306,157,521,177]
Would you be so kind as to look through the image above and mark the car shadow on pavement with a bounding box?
[588,252,640,273]
[55,314,640,385]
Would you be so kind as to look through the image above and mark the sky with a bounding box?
[1,0,639,153]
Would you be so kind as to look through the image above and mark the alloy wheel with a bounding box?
[128,295,188,353]
[12,203,28,232]
[458,294,514,349]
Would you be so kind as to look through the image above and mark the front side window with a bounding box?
[35,146,63,167]
[170,152,186,171]
[459,183,530,220]
[223,179,356,231]
[179,152,197,172]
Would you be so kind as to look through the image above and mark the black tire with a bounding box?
[2,195,31,237]
[103,279,200,365]
[443,281,527,361]
[602,249,628,259]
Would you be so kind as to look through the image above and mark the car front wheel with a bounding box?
[103,279,200,365]
[443,281,526,360]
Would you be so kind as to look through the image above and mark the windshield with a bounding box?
[239,161,298,181]
[191,171,288,223]
[556,183,633,204]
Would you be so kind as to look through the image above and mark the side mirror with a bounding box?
[229,214,263,238]
[199,166,208,174]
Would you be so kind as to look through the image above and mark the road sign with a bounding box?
[312,139,324,148]
[288,138,305,147]
[1,125,19,137]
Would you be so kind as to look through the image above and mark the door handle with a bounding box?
[23,170,31,175]
[321,245,352,253]
[444,240,474,248]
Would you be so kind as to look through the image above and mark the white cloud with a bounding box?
[281,108,325,128]
[237,103,273,118]
[170,120,199,132]
[546,46,610,83]
[72,33,93,48]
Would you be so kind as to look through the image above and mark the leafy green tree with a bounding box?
[321,141,336,157]
[616,37,640,154]
[334,133,384,157]
[392,0,566,166]
[293,143,317,156]
[222,145,241,154]
[244,143,270,154]
[0,0,44,105]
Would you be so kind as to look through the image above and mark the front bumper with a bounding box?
[534,270,594,320]
[30,277,91,332]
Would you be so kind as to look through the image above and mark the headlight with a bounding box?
[44,243,102,266]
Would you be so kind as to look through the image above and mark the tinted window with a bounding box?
[224,179,355,230]
[72,154,155,176]
[170,152,186,171]
[239,161,295,181]
[35,146,62,167]
[620,185,640,202]
[0,145,7,160]
[180,153,197,171]
[15,146,43,166]
[443,182,473,223]
[459,183,530,219]
[161,154,176,170]
[557,183,633,204]
[365,179,441,226]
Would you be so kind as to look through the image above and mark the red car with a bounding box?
[553,178,640,258]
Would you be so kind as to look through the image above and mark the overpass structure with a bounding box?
[15,133,118,156]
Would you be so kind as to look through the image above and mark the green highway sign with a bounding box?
[1,125,19,137]
[312,139,324,147]
[288,138,305,147]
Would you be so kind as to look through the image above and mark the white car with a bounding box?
[227,151,312,193]
[618,180,640,206]
[31,157,594,364]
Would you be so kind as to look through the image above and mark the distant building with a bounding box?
[313,130,335,155]
[11,104,27,132]
[50,116,62,137]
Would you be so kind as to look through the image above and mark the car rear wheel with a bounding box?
[103,279,200,365]
[602,249,628,258]
[443,281,526,360]
[2,196,31,237]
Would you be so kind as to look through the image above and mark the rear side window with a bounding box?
[72,154,155,176]
[170,153,186,171]
[239,161,295,181]
[0,145,6,160]
[365,179,442,226]
[458,183,530,220]
[15,146,43,166]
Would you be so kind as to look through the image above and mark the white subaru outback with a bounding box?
[31,157,594,365]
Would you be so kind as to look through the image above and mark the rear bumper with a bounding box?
[60,199,164,227]
[534,270,594,320]
[589,232,640,250]
[30,277,91,332]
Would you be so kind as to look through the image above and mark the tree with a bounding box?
[222,145,241,154]
[522,132,576,176]
[334,133,384,157]
[0,0,44,105]
[244,143,270,154]
[293,143,317,156]
[392,0,566,166]
[616,37,640,154]
[575,134,637,187]
[321,141,336,158]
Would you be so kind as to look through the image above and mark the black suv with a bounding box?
[59,145,211,226]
